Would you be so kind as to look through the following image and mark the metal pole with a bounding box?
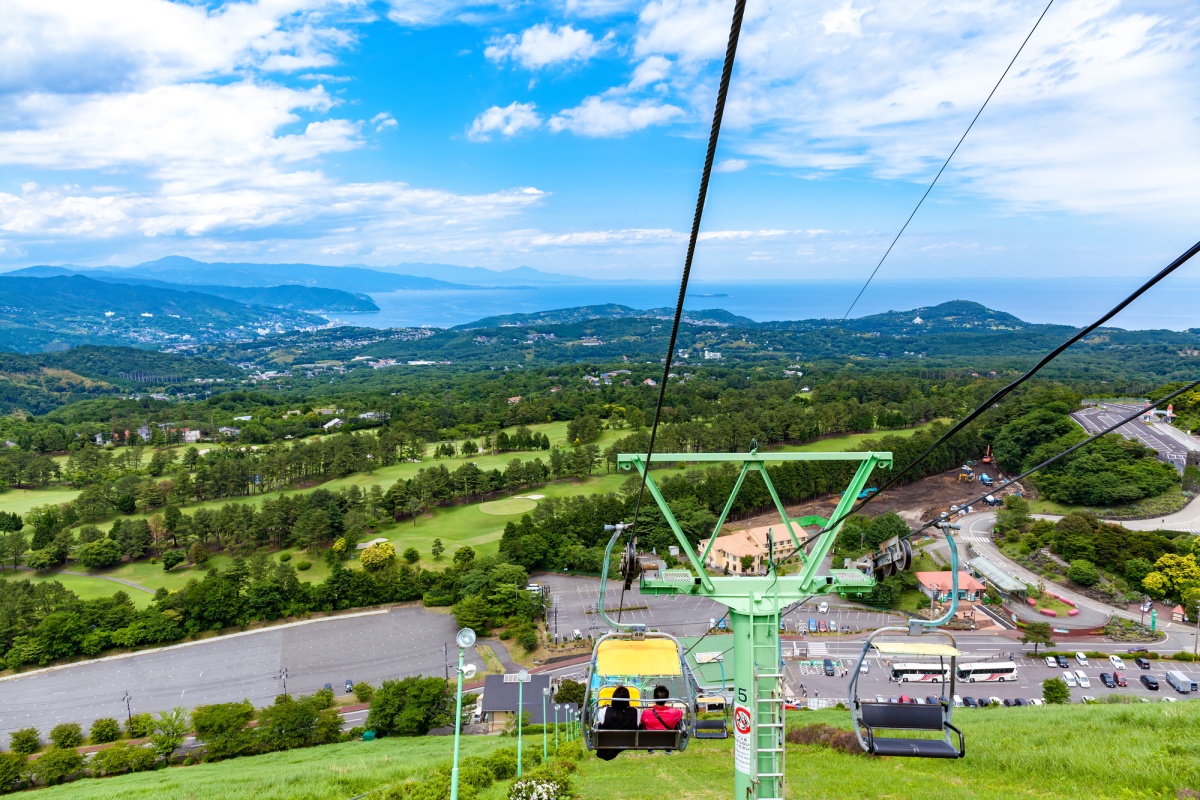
[445,642,449,682]
[517,679,524,777]
[123,691,132,730]
[542,688,549,763]
[1194,602,1199,659]
[554,704,559,751]
[450,647,466,800]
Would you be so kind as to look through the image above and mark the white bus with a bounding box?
[890,662,952,683]
[956,662,1019,682]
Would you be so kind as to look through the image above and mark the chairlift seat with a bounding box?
[693,719,729,739]
[858,703,963,759]
[593,729,685,751]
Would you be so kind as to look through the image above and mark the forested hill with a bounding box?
[458,304,755,329]
[0,275,326,352]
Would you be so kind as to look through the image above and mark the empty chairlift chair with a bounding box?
[848,634,965,759]
[583,629,695,756]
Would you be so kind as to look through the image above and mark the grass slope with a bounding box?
[24,705,1198,800]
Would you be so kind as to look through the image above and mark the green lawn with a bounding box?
[0,486,81,517]
[1,570,154,609]
[775,420,942,454]
[1029,490,1190,521]
[27,731,505,800]
[571,705,1200,800]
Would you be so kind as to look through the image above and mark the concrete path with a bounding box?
[478,638,520,673]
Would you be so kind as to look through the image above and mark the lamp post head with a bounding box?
[456,628,476,648]
[555,704,561,711]
[543,687,550,697]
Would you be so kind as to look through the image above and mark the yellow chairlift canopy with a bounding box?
[872,641,962,657]
[597,638,683,677]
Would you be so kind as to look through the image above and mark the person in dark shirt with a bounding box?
[596,686,638,761]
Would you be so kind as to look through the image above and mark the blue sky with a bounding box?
[1,0,1199,286]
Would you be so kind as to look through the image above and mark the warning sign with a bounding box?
[733,705,753,774]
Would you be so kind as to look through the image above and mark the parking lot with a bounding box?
[781,641,1200,706]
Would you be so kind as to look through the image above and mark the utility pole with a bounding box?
[122,691,132,730]
[1194,601,1200,659]
[277,666,289,697]
[445,642,450,681]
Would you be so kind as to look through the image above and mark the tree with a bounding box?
[189,540,210,567]
[30,746,82,786]
[453,546,476,568]
[1019,622,1056,655]
[1067,559,1101,587]
[995,495,1032,535]
[0,752,26,791]
[402,546,420,565]
[9,727,40,755]
[76,537,123,569]
[353,682,376,703]
[1042,677,1070,705]
[555,679,585,706]
[360,541,396,571]
[126,713,155,739]
[366,677,451,736]
[256,694,318,752]
[431,538,444,561]
[88,717,122,745]
[452,594,492,633]
[162,548,186,572]
[192,700,256,760]
[150,707,189,758]
[739,554,756,573]
[48,722,83,749]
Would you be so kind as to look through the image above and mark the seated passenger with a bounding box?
[596,686,638,761]
[640,684,683,731]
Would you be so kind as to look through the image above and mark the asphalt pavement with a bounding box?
[1072,403,1198,472]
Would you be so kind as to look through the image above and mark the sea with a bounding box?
[326,277,1200,332]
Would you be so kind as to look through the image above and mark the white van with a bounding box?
[818,602,829,614]
[1075,652,1089,666]
[1074,670,1091,689]
[1062,671,1077,687]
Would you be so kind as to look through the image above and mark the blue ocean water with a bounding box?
[329,278,1200,331]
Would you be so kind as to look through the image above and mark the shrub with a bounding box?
[309,687,336,710]
[8,728,39,755]
[126,713,155,739]
[0,751,27,792]
[517,628,539,653]
[279,552,292,562]
[30,746,83,786]
[1043,677,1070,705]
[509,776,572,800]
[457,756,497,792]
[487,747,519,780]
[1067,559,1101,587]
[353,682,376,703]
[90,741,132,776]
[296,560,312,571]
[555,739,584,762]
[89,717,121,744]
[48,723,83,750]
[126,745,157,772]
[348,726,366,740]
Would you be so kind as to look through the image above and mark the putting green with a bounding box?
[479,497,538,516]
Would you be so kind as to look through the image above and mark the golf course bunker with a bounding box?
[479,497,538,515]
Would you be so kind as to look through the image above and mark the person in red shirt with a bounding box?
[640,684,683,731]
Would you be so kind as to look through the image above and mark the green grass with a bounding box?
[1028,489,1189,521]
[27,731,506,800]
[32,704,1200,800]
[1,570,153,609]
[479,497,539,515]
[0,486,81,517]
[571,705,1200,800]
[775,420,942,454]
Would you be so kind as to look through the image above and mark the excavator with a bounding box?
[982,445,993,465]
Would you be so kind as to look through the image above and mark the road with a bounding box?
[0,606,458,742]
[782,634,1200,706]
[1072,403,1198,472]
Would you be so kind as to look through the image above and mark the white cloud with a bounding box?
[561,0,643,17]
[629,55,673,89]
[485,24,612,70]
[467,102,544,141]
[714,158,748,173]
[549,96,683,136]
[626,0,1200,218]
[371,112,398,132]
[384,0,495,27]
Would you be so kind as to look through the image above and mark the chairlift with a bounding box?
[847,630,965,758]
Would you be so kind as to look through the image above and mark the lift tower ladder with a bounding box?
[617,448,892,800]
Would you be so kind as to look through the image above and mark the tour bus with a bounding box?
[956,661,1019,682]
[890,662,952,683]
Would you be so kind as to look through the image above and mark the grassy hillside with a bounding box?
[21,705,1199,800]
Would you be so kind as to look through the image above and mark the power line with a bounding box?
[618,0,748,621]
[841,0,1057,321]
[822,237,1200,535]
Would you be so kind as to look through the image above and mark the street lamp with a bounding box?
[554,703,560,751]
[450,628,478,800]
[503,669,532,777]
[541,687,550,763]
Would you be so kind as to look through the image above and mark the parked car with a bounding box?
[1127,646,1149,654]
[988,696,1003,707]
[817,620,828,633]
[913,697,925,704]
[1135,657,1151,670]
[1099,672,1116,688]
[952,694,963,707]
[963,696,978,708]
[1075,671,1091,689]
[1055,655,1070,668]
[1027,698,1043,706]
[1001,698,1014,707]
[875,695,886,704]
[828,621,838,633]
[807,618,818,633]
[1075,652,1089,666]
[1044,656,1057,668]
[1140,674,1159,691]
[823,658,836,676]
[1012,698,1027,707]
[1113,671,1127,687]
[925,696,940,706]
[324,682,333,692]
[860,662,869,675]
[345,679,354,694]
[1161,696,1177,703]
[1109,655,1126,670]
[1063,671,1078,687]
[818,601,829,614]
[1080,696,1097,704]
